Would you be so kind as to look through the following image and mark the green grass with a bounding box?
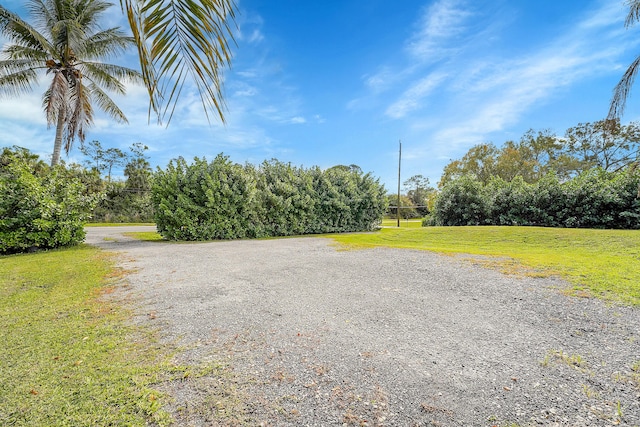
[85,222,155,227]
[328,226,640,305]
[122,231,166,241]
[0,245,172,426]
[381,218,424,228]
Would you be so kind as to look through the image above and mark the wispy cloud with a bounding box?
[385,72,448,119]
[426,0,631,149]
[232,81,259,97]
[348,0,478,113]
[235,12,265,45]
[368,0,632,150]
[363,66,401,94]
[406,0,473,61]
[288,116,306,124]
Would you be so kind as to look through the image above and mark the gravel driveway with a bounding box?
[85,226,640,427]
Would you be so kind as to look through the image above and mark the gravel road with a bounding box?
[85,226,640,427]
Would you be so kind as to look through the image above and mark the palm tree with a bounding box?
[0,0,142,166]
[609,0,640,120]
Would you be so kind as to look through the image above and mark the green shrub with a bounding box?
[152,156,387,240]
[153,155,259,240]
[253,160,316,236]
[428,167,640,229]
[429,175,490,226]
[0,159,100,254]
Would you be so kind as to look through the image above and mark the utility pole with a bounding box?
[397,140,401,228]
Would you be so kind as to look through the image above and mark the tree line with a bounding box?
[440,119,640,187]
[426,119,640,229]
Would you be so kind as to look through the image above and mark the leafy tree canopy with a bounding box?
[439,120,640,187]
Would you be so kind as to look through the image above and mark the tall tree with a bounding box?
[565,119,640,172]
[80,139,107,172]
[403,174,434,214]
[496,129,577,182]
[609,0,640,120]
[439,143,499,187]
[0,0,142,166]
[102,147,127,181]
[124,142,151,194]
[124,157,152,194]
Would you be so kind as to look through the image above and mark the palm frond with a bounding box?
[608,55,640,120]
[88,82,129,123]
[122,0,160,120]
[0,68,39,96]
[2,45,50,62]
[0,5,52,53]
[83,28,136,60]
[120,0,237,125]
[81,61,142,94]
[626,0,640,27]
[65,79,93,152]
[74,0,111,33]
[51,17,87,58]
[28,0,58,32]
[0,58,43,74]
[43,71,68,127]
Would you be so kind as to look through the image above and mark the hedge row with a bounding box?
[427,168,640,229]
[152,155,387,240]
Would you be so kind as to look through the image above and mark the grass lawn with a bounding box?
[329,226,640,306]
[122,231,165,241]
[381,218,424,228]
[0,245,174,426]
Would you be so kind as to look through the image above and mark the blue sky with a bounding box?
[1,0,640,190]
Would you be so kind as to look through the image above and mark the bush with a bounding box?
[0,158,100,254]
[152,156,387,240]
[308,165,387,233]
[153,155,258,240]
[429,175,490,226]
[253,160,316,236]
[427,167,640,229]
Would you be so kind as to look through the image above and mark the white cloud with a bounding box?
[288,116,306,124]
[235,69,259,79]
[406,0,473,61]
[385,72,448,119]
[0,92,46,125]
[577,0,625,30]
[232,81,259,97]
[364,66,396,92]
[0,120,50,154]
[247,29,264,44]
[430,2,629,147]
[235,10,265,45]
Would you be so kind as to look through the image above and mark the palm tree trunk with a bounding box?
[51,112,65,166]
